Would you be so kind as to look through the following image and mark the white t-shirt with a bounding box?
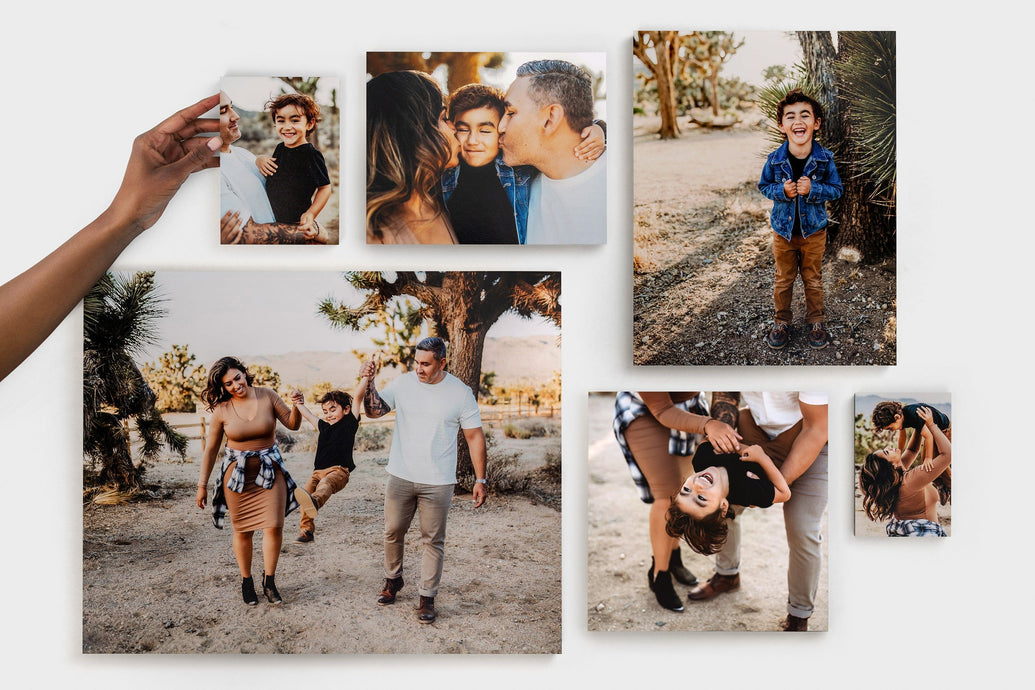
[741,391,828,437]
[219,145,276,224]
[526,151,606,245]
[379,372,482,485]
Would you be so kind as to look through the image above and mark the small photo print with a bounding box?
[366,51,607,245]
[219,76,340,244]
[588,391,828,631]
[854,393,951,537]
[82,269,561,653]
[632,31,896,365]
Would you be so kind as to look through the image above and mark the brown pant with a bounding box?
[299,466,351,534]
[773,230,826,324]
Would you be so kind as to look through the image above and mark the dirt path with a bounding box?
[83,430,560,654]
[633,116,896,366]
[586,393,828,632]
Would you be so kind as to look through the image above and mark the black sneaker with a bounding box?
[807,322,829,349]
[767,322,789,349]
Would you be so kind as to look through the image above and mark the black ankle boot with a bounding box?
[648,558,684,612]
[242,576,258,606]
[669,547,698,586]
[262,573,282,604]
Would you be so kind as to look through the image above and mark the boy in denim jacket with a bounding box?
[758,89,842,350]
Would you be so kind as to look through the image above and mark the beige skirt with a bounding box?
[222,455,286,533]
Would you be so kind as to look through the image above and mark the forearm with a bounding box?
[780,425,827,486]
[710,392,740,428]
[199,445,220,486]
[467,429,487,480]
[306,185,332,218]
[351,377,369,418]
[0,206,139,382]
[296,404,319,429]
[759,453,792,502]
[921,426,934,460]
[239,219,311,244]
[363,381,390,418]
[285,403,302,430]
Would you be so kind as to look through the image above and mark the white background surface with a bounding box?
[0,1,1030,686]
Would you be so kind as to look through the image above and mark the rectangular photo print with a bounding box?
[855,393,951,537]
[82,270,561,653]
[219,76,340,244]
[632,31,896,365]
[588,391,828,631]
[366,51,607,245]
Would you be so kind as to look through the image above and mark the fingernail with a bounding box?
[208,136,222,151]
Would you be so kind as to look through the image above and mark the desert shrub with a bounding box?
[540,448,561,483]
[502,418,557,439]
[354,424,392,452]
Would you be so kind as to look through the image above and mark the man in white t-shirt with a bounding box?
[360,337,487,624]
[689,391,828,632]
[498,59,606,244]
[218,92,326,244]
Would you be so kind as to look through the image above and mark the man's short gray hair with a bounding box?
[416,336,447,360]
[515,59,594,133]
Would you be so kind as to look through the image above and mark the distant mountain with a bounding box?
[854,394,952,420]
[245,335,560,388]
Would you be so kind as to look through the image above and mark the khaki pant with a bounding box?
[384,475,454,597]
[299,466,351,534]
[773,230,826,324]
[714,408,828,619]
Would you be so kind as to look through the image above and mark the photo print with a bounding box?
[366,51,607,245]
[588,391,828,631]
[855,393,952,537]
[633,31,896,365]
[82,270,561,653]
[219,76,340,245]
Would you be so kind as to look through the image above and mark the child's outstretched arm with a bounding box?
[574,121,606,161]
[290,389,320,430]
[299,184,332,239]
[901,422,923,468]
[741,445,791,505]
[900,407,951,493]
[349,375,369,420]
[0,95,221,383]
[920,424,936,470]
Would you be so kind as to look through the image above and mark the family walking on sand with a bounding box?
[614,391,828,631]
[194,337,487,624]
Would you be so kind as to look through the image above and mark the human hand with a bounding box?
[290,389,304,405]
[704,418,742,453]
[575,123,606,161]
[195,485,208,509]
[921,457,935,472]
[299,212,316,236]
[916,406,934,427]
[359,358,377,380]
[783,179,798,198]
[472,481,487,508]
[740,444,768,464]
[796,176,811,197]
[220,210,245,244]
[256,155,278,176]
[109,95,222,234]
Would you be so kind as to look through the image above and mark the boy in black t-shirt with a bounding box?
[290,379,367,543]
[665,441,792,556]
[255,93,332,241]
[871,400,952,471]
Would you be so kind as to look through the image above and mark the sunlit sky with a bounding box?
[221,76,339,113]
[139,271,560,367]
[636,31,803,88]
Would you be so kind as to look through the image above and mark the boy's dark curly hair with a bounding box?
[858,452,903,521]
[871,401,903,430]
[665,497,734,556]
[777,88,824,128]
[266,92,322,133]
[317,390,353,410]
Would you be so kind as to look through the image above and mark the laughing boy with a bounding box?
[758,89,842,350]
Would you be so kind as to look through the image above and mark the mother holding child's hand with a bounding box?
[859,406,951,537]
[195,356,304,605]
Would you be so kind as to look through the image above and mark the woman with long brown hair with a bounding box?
[195,356,303,604]
[858,406,951,537]
[366,70,460,244]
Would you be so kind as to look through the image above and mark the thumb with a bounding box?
[170,136,222,178]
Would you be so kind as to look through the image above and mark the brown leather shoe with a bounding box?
[417,595,436,624]
[780,614,808,631]
[687,572,740,601]
[376,577,403,605]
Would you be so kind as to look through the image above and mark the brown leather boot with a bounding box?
[780,614,808,631]
[376,577,404,605]
[687,572,740,601]
[417,595,436,624]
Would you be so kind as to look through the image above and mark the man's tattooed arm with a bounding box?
[363,380,391,418]
[710,392,741,429]
[240,220,326,245]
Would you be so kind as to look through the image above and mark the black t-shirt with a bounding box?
[446,159,519,244]
[901,404,950,432]
[264,142,331,223]
[314,414,359,472]
[788,153,807,237]
[691,442,775,508]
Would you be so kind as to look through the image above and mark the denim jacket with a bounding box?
[758,140,842,240]
[442,152,536,244]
